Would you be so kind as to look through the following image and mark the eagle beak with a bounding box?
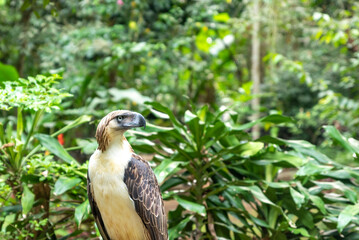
[124,112,146,130]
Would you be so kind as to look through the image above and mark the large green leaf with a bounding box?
[266,182,290,189]
[168,216,191,240]
[185,110,204,147]
[54,176,82,195]
[249,215,271,228]
[255,151,305,167]
[289,228,310,237]
[324,125,359,155]
[258,136,335,165]
[52,115,92,137]
[290,187,305,209]
[1,213,16,232]
[154,159,182,184]
[232,185,277,206]
[142,123,173,133]
[337,204,359,233]
[35,133,78,165]
[174,196,206,216]
[75,199,90,227]
[160,177,186,192]
[22,185,35,215]
[247,185,276,206]
[323,169,353,180]
[313,180,356,204]
[184,110,197,123]
[236,114,294,131]
[296,161,333,176]
[309,195,327,214]
[234,142,264,157]
[0,63,18,83]
[146,102,183,130]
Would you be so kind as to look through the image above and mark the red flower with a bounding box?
[57,133,65,146]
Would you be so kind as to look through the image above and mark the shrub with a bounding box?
[130,102,359,239]
[0,75,92,239]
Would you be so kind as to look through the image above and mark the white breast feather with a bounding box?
[89,137,147,240]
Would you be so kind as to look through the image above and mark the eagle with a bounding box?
[87,110,168,240]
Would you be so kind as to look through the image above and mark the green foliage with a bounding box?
[0,74,74,173]
[0,154,90,239]
[131,103,359,239]
[0,74,71,111]
[0,63,18,83]
[0,74,92,239]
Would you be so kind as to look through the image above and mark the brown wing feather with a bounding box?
[87,171,111,240]
[124,154,168,240]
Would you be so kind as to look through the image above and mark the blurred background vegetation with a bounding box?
[1,0,359,239]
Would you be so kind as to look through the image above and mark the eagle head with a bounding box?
[95,110,146,152]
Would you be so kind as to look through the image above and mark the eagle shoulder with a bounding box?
[124,154,168,240]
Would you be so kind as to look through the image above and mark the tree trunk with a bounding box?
[251,0,261,139]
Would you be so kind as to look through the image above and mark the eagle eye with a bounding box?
[117,116,123,122]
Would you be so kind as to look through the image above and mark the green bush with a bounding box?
[0,75,92,239]
[130,103,359,239]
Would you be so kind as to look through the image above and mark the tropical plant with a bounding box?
[0,74,92,239]
[130,102,359,239]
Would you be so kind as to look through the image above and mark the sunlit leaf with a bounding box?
[290,187,305,209]
[256,151,305,167]
[338,204,359,233]
[289,227,310,237]
[22,185,35,215]
[324,125,359,155]
[310,195,327,214]
[146,102,184,130]
[75,199,90,227]
[213,13,230,22]
[236,114,294,131]
[174,196,206,216]
[52,115,92,137]
[247,185,276,206]
[35,133,78,165]
[168,216,191,240]
[234,142,264,157]
[296,161,333,176]
[0,63,18,83]
[154,159,182,184]
[54,176,81,195]
[1,213,16,232]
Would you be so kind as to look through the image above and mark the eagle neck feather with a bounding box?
[90,133,134,181]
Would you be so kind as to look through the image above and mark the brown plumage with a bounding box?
[87,110,168,240]
[124,154,167,240]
